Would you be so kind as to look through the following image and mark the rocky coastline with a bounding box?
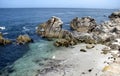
[0,11,120,76]
[35,11,120,76]
[36,11,120,50]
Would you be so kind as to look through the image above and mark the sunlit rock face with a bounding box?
[70,16,97,33]
[16,35,33,45]
[36,16,63,38]
[0,33,12,45]
[36,16,77,47]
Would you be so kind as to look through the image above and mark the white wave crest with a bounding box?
[0,26,6,30]
[23,26,30,31]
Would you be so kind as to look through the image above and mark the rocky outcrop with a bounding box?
[93,11,120,34]
[36,16,63,38]
[36,16,78,47]
[91,11,120,46]
[0,33,12,45]
[36,11,120,48]
[109,11,120,19]
[16,35,33,44]
[36,16,75,39]
[70,17,97,32]
[93,20,120,34]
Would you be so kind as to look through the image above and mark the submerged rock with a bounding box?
[16,35,33,44]
[70,16,97,32]
[0,33,12,45]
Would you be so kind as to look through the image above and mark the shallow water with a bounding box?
[8,40,57,76]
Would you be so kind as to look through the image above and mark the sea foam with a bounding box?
[0,26,6,30]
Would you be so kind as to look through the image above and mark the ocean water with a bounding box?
[0,8,118,76]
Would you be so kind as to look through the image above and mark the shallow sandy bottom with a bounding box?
[42,43,113,76]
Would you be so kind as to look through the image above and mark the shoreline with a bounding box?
[36,43,114,76]
[1,43,119,76]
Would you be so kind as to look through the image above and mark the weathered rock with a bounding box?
[73,32,97,44]
[36,16,63,38]
[70,17,97,32]
[16,35,33,44]
[109,11,120,19]
[86,44,95,49]
[93,14,120,34]
[0,33,11,45]
[36,12,120,48]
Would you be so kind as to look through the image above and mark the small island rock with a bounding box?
[16,35,33,44]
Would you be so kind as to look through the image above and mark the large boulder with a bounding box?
[36,16,63,38]
[16,35,33,44]
[0,33,12,45]
[70,17,97,32]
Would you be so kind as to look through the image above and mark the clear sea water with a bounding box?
[0,8,118,76]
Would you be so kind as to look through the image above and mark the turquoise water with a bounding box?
[9,40,56,76]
